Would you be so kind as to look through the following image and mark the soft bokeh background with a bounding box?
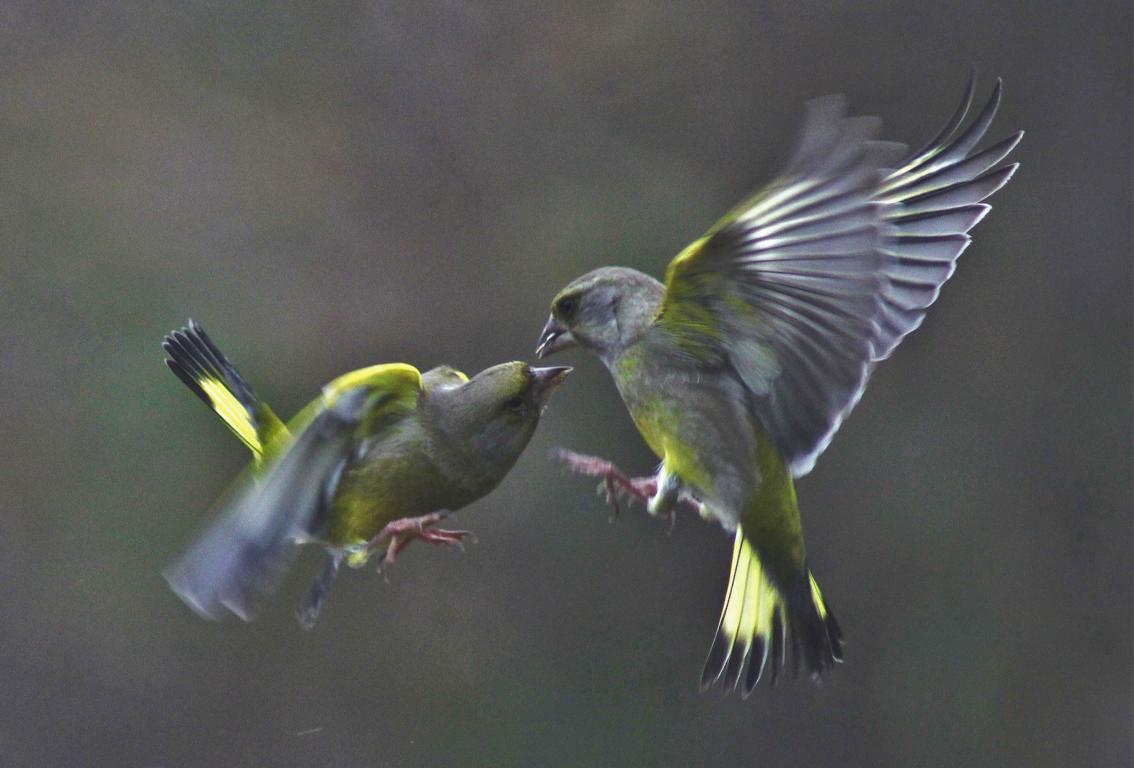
[1,2,1129,766]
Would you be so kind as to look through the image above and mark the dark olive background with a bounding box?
[1,2,1129,766]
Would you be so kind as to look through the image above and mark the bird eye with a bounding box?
[556,296,577,318]
[505,396,525,412]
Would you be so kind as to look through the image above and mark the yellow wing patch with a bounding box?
[657,236,711,322]
[196,375,264,456]
[663,235,711,286]
[320,363,424,433]
[323,363,423,405]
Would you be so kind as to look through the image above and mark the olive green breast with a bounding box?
[610,339,807,576]
[324,419,477,547]
[612,346,715,492]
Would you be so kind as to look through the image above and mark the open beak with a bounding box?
[531,365,572,403]
[535,315,577,358]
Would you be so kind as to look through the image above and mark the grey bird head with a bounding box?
[536,267,665,363]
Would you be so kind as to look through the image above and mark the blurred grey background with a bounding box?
[0,2,1129,766]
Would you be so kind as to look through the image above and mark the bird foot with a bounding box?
[556,449,657,519]
[556,449,703,529]
[356,511,475,568]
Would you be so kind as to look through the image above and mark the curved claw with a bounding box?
[595,476,622,518]
[418,528,475,550]
[363,511,475,566]
[558,448,703,526]
[559,449,654,507]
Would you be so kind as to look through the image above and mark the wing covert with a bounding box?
[657,76,1020,476]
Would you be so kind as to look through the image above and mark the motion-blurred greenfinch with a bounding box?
[163,321,570,627]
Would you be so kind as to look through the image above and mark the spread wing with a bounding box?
[656,76,1021,476]
[164,364,422,620]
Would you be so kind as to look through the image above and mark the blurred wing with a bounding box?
[164,364,423,620]
[657,77,1020,476]
[164,405,360,621]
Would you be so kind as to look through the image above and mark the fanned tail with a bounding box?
[700,530,843,696]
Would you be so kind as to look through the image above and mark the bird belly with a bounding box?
[324,453,464,547]
[624,392,715,498]
[615,356,757,525]
[625,379,806,575]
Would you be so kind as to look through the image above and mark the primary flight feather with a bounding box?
[536,75,1021,695]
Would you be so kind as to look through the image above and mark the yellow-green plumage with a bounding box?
[163,321,569,624]
[536,76,1020,693]
[167,337,427,547]
[605,305,838,690]
[616,337,831,687]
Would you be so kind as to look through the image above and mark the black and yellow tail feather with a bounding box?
[162,320,287,463]
[701,530,843,696]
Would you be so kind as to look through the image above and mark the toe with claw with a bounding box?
[557,448,705,527]
[557,449,657,518]
[358,511,476,568]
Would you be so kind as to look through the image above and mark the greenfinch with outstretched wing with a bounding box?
[535,77,1021,695]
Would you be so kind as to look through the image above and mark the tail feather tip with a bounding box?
[700,533,843,696]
